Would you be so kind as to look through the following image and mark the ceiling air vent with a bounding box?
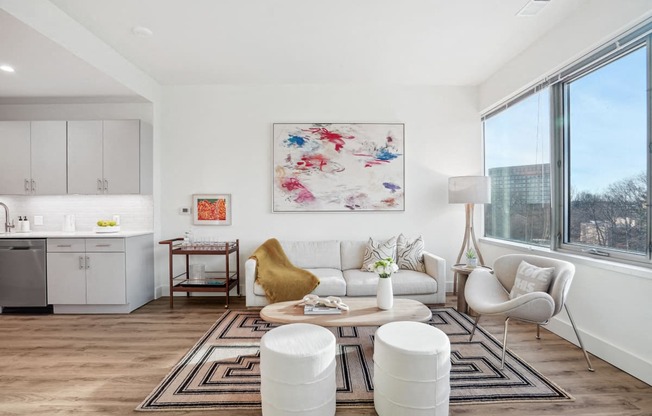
[516,0,551,17]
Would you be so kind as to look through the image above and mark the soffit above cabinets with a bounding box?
[0,9,140,102]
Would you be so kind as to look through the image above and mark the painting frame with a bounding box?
[192,194,232,225]
[272,123,405,212]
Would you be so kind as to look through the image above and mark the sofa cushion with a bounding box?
[254,268,347,297]
[341,240,367,270]
[361,237,397,271]
[309,268,347,296]
[396,234,426,272]
[343,269,437,297]
[280,240,341,270]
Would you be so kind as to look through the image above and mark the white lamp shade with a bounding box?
[448,176,491,204]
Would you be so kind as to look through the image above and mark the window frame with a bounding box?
[482,22,652,267]
[555,40,650,263]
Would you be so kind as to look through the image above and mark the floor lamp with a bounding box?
[448,176,491,267]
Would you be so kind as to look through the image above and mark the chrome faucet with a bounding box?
[0,202,15,233]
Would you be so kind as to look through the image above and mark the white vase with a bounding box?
[466,258,478,268]
[377,276,394,310]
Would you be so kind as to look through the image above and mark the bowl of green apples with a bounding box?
[94,219,120,233]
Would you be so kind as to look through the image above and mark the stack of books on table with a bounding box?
[304,305,342,315]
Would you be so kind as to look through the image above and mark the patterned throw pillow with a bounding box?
[509,261,555,299]
[361,237,397,271]
[396,234,425,272]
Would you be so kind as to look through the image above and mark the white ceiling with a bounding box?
[1,0,587,100]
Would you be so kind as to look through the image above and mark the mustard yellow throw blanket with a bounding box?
[250,238,320,303]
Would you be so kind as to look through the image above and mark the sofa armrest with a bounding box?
[423,251,446,304]
[245,258,262,307]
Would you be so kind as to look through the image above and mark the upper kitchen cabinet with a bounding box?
[0,121,67,195]
[103,120,140,194]
[68,120,140,194]
[67,121,104,194]
[30,121,68,195]
[0,121,30,194]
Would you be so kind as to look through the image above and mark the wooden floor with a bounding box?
[1,295,651,416]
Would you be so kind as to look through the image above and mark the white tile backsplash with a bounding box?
[0,195,153,232]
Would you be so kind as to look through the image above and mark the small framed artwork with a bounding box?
[192,194,232,225]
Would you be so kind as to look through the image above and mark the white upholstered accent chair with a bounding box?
[464,254,594,371]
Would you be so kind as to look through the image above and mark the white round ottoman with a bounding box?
[260,323,336,416]
[374,321,451,416]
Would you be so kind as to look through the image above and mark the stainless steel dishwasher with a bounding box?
[0,239,47,309]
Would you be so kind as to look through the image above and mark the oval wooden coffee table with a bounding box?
[260,298,432,327]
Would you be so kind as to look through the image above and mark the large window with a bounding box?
[483,25,651,264]
[564,46,648,257]
[484,89,551,246]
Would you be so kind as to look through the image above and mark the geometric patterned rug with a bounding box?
[136,307,572,411]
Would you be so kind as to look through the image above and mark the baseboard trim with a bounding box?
[547,317,652,386]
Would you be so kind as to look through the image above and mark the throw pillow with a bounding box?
[396,234,426,272]
[509,260,555,299]
[361,237,397,271]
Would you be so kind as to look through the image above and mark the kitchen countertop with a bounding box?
[0,230,153,238]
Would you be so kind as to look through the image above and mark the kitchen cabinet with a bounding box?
[46,234,154,313]
[0,121,30,195]
[46,250,88,304]
[0,121,66,195]
[103,120,140,194]
[68,120,140,194]
[47,238,126,305]
[30,121,68,195]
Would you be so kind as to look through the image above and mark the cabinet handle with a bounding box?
[95,244,111,247]
[79,256,84,269]
[31,180,36,192]
[104,179,108,193]
[57,244,72,247]
[24,179,30,192]
[97,179,103,192]
[85,256,90,269]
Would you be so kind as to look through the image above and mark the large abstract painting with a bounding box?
[273,123,404,212]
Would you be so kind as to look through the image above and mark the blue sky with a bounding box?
[484,89,550,173]
[485,45,647,194]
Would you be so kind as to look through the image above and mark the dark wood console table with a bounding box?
[159,238,240,308]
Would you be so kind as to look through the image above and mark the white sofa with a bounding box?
[245,240,446,307]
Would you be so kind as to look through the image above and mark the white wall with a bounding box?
[479,2,652,385]
[159,84,481,293]
[479,0,652,111]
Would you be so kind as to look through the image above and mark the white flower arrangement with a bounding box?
[367,257,399,278]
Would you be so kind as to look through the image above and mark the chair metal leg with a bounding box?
[469,315,481,341]
[501,317,510,369]
[536,324,541,339]
[564,304,595,372]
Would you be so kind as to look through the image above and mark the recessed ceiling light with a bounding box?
[131,26,153,37]
[0,65,15,73]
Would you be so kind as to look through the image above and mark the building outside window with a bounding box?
[484,89,551,246]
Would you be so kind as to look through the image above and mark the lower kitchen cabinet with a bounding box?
[86,252,126,304]
[46,235,153,313]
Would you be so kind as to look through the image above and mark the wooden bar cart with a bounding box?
[159,238,240,308]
